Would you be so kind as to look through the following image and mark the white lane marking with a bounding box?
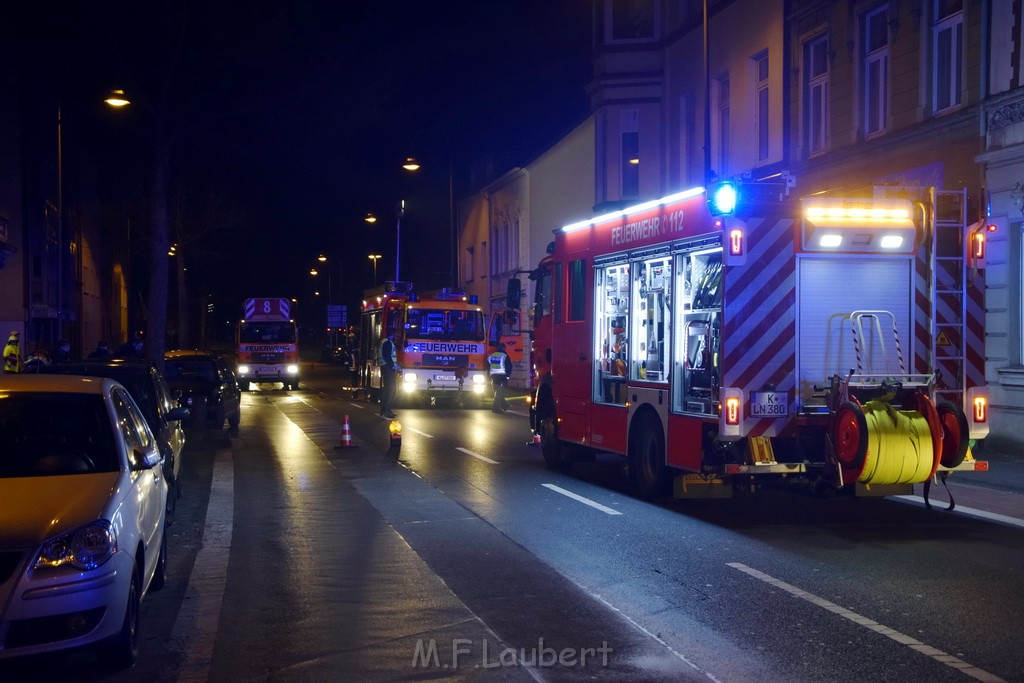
[456,447,499,464]
[542,483,623,515]
[727,563,1006,683]
[172,448,234,683]
[588,592,721,682]
[347,402,366,410]
[893,496,1024,528]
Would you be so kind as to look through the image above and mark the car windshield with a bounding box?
[0,393,119,477]
[164,361,217,383]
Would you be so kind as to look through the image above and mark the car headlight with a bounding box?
[472,383,486,394]
[403,372,418,383]
[237,365,250,375]
[286,364,299,375]
[35,521,117,571]
[472,374,486,384]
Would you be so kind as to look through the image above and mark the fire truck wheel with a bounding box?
[631,418,669,499]
[832,401,867,470]
[937,401,970,468]
[538,404,571,472]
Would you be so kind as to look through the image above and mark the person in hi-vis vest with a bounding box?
[488,342,513,413]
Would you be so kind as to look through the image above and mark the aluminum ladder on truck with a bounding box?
[931,188,970,408]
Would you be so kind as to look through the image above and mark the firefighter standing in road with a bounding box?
[4,331,23,374]
[379,332,398,418]
[488,342,513,413]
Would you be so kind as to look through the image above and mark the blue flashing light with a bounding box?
[708,182,738,216]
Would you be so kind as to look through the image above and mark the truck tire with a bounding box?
[538,400,572,472]
[630,416,670,499]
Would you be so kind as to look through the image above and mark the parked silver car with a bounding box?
[0,374,168,668]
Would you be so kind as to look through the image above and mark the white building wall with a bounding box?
[978,0,1024,455]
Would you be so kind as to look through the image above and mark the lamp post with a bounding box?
[368,254,382,285]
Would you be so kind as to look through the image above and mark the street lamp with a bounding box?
[368,253,382,285]
[400,151,456,286]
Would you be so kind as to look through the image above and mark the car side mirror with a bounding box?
[167,406,190,422]
[506,277,522,310]
[133,446,163,471]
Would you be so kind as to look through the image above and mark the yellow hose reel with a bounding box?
[831,393,966,486]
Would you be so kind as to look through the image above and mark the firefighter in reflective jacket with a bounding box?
[4,330,22,374]
[488,342,513,413]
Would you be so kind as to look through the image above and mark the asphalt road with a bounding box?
[6,362,1022,682]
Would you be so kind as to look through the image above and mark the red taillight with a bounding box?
[971,232,985,260]
[972,395,987,423]
[725,396,741,425]
[729,228,744,256]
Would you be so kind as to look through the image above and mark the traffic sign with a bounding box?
[327,305,343,327]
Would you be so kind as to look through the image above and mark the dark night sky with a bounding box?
[13,1,593,320]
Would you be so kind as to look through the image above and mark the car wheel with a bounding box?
[150,528,168,592]
[99,569,140,669]
[189,395,208,430]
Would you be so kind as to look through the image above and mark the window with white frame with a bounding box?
[933,0,963,112]
[717,73,730,174]
[863,5,889,137]
[754,51,769,161]
[805,34,829,155]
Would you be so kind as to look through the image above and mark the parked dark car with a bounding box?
[33,359,188,517]
[164,350,242,430]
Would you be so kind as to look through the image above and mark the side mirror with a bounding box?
[167,406,190,422]
[506,277,522,310]
[133,446,163,471]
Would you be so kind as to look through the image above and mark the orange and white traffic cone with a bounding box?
[334,415,358,449]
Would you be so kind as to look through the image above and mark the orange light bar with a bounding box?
[972,395,987,423]
[804,206,911,221]
[725,397,741,425]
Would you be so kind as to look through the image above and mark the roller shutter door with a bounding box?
[797,257,913,406]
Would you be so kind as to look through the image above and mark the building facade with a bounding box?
[978,0,1024,453]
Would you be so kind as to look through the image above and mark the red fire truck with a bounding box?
[521,181,990,500]
[235,297,300,391]
[356,282,490,406]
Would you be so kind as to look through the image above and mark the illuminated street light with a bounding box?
[402,156,421,171]
[104,89,131,107]
[364,213,377,224]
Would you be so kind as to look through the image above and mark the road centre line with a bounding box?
[171,448,233,683]
[727,563,1005,683]
[542,483,623,515]
[456,446,498,464]
[893,496,1024,528]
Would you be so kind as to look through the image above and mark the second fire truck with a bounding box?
[356,282,490,407]
[521,180,990,500]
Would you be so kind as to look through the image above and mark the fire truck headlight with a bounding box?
[472,374,486,384]
[880,234,904,249]
[472,383,485,395]
[403,371,418,384]
[818,233,843,248]
[237,365,250,376]
[286,364,299,375]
